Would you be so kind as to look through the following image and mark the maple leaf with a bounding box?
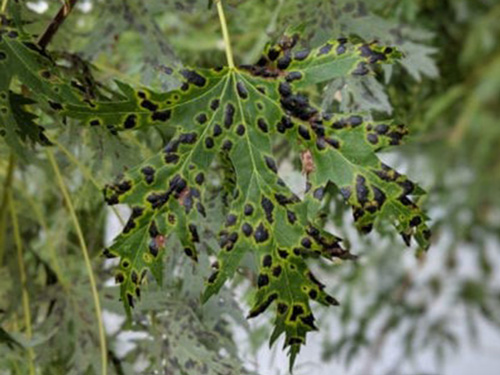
[60,34,428,365]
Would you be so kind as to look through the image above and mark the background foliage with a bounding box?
[1,1,499,375]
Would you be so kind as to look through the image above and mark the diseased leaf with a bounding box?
[60,33,429,366]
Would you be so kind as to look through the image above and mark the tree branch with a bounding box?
[37,0,79,49]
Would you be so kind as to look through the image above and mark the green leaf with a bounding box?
[61,35,428,366]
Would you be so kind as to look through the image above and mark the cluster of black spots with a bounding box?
[141,166,155,184]
[40,70,51,79]
[236,81,248,99]
[277,302,288,315]
[147,191,170,210]
[236,124,246,136]
[308,289,318,299]
[356,175,369,205]
[325,295,339,306]
[313,186,325,200]
[242,223,253,237]
[0,51,6,60]
[367,133,379,145]
[372,186,387,207]
[188,223,199,243]
[146,174,187,210]
[318,43,333,56]
[90,119,101,126]
[131,270,139,284]
[278,249,289,259]
[277,53,292,70]
[308,271,325,290]
[274,193,292,206]
[208,270,219,284]
[301,314,317,329]
[102,248,116,259]
[165,153,179,164]
[287,337,304,346]
[359,44,387,64]
[262,255,273,268]
[286,210,297,224]
[224,103,235,128]
[387,125,408,145]
[226,213,237,227]
[323,136,341,151]
[123,207,143,234]
[124,114,137,129]
[149,221,160,238]
[298,125,311,140]
[278,82,292,97]
[254,223,269,243]
[196,202,206,217]
[301,237,312,249]
[352,62,370,76]
[184,247,196,259]
[213,124,223,137]
[126,293,135,308]
[180,69,206,87]
[115,272,125,284]
[374,163,400,182]
[261,196,275,223]
[375,123,389,134]
[276,116,294,133]
[272,265,282,277]
[293,247,303,256]
[195,172,205,185]
[294,49,310,61]
[332,115,364,129]
[48,101,63,111]
[399,179,415,195]
[257,118,269,133]
[257,274,270,288]
[285,71,303,82]
[140,99,158,112]
[410,216,422,227]
[179,132,197,144]
[210,99,220,111]
[248,293,278,319]
[105,179,132,204]
[240,58,280,78]
[106,124,118,136]
[196,113,208,125]
[264,156,278,174]
[267,47,280,61]
[290,304,305,322]
[204,136,214,149]
[280,93,318,121]
[244,204,254,216]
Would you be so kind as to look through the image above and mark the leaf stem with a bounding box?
[46,149,108,375]
[0,153,15,265]
[8,180,36,375]
[216,0,235,69]
[1,0,9,13]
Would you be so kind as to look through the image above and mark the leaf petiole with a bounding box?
[216,0,235,69]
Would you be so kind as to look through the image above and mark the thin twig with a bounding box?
[37,0,79,49]
[1,0,9,14]
[216,0,235,68]
[8,183,36,375]
[47,149,108,375]
[0,153,15,265]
